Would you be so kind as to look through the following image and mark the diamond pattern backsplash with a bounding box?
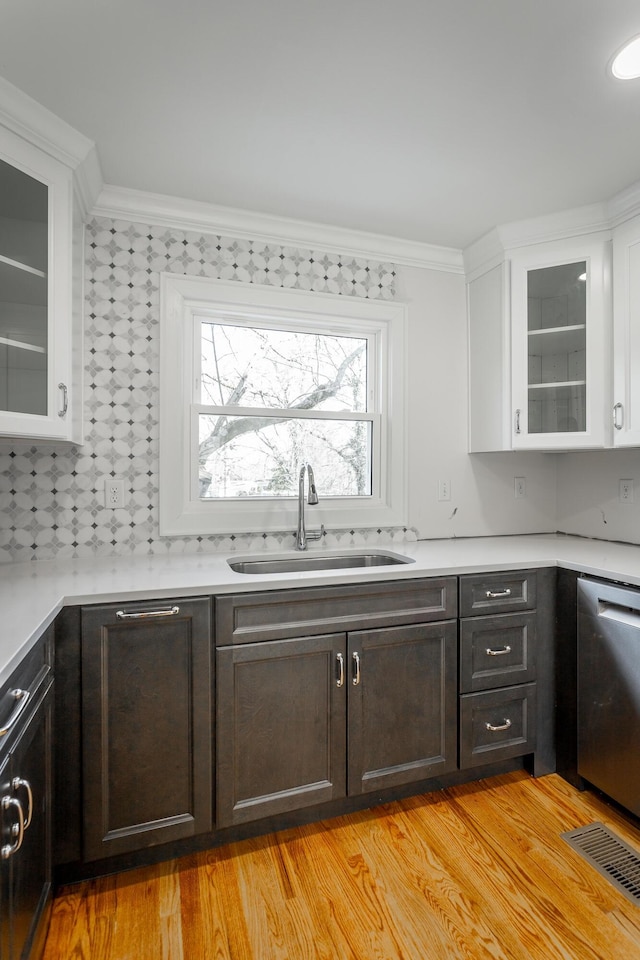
[0,216,413,562]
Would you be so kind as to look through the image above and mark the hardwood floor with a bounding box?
[42,771,640,960]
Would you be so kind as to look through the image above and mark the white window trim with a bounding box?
[159,275,407,537]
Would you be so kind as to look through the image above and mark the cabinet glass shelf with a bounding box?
[526,261,587,434]
[528,382,586,433]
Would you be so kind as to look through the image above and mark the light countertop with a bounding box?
[2,533,640,687]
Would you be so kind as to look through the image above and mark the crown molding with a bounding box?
[464,202,611,278]
[92,183,464,273]
[0,74,94,172]
[72,144,103,221]
[465,176,640,278]
[0,75,103,219]
[607,178,640,228]
[463,228,505,281]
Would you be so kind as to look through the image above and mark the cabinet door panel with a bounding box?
[216,634,346,827]
[612,219,640,446]
[9,684,52,960]
[0,129,76,440]
[348,621,457,796]
[81,598,212,861]
[510,237,610,450]
[0,754,10,960]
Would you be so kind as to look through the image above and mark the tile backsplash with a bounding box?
[1,216,412,562]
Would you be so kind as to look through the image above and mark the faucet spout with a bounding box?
[296,463,323,550]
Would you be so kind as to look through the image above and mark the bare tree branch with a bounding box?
[199,343,365,463]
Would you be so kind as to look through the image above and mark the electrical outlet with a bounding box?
[514,477,526,499]
[104,477,125,509]
[619,479,634,503]
[438,479,451,502]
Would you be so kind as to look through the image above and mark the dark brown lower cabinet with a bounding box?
[0,635,53,960]
[348,621,457,795]
[81,597,213,861]
[216,634,347,827]
[216,620,457,828]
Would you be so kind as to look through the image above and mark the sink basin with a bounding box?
[227,551,414,575]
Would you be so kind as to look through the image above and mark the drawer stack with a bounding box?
[458,571,537,769]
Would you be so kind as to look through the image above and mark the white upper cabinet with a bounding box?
[0,76,100,442]
[467,260,511,453]
[467,227,613,453]
[0,129,75,440]
[510,237,611,450]
[612,215,640,447]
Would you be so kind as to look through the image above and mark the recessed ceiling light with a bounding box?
[611,34,640,79]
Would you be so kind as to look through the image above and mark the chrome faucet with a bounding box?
[296,463,324,550]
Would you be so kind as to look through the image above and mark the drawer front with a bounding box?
[459,683,536,769]
[216,577,457,645]
[0,626,52,757]
[459,612,537,693]
[459,570,537,618]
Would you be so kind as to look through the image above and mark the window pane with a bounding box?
[200,322,367,412]
[199,414,372,498]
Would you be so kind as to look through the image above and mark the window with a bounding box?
[160,276,407,536]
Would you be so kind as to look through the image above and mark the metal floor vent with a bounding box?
[562,822,640,904]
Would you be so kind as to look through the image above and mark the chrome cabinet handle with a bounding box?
[514,409,521,434]
[485,589,511,599]
[58,382,68,418]
[0,689,30,737]
[336,653,344,688]
[352,652,361,686]
[1,796,24,860]
[116,606,180,620]
[485,645,512,657]
[613,402,624,430]
[485,719,512,733]
[12,778,33,830]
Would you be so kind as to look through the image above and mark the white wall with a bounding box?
[556,449,640,544]
[399,265,558,539]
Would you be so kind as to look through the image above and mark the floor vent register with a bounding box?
[562,822,640,905]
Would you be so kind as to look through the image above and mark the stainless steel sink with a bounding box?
[227,551,414,575]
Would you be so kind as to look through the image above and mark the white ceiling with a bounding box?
[1,0,640,251]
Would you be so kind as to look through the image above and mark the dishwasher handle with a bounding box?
[598,601,640,629]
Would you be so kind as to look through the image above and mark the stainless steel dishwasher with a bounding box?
[578,576,640,815]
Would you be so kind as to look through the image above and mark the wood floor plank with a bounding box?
[42,773,640,960]
[179,848,249,959]
[444,777,640,959]
[397,787,576,960]
[157,861,184,960]
[350,796,506,959]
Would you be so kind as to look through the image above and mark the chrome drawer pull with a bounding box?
[336,653,344,688]
[352,651,361,686]
[486,645,512,657]
[1,796,24,859]
[0,689,30,737]
[485,718,512,733]
[485,589,512,599]
[12,778,33,830]
[116,606,180,620]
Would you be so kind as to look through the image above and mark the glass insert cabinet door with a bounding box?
[526,260,587,435]
[510,239,610,450]
[0,157,49,417]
